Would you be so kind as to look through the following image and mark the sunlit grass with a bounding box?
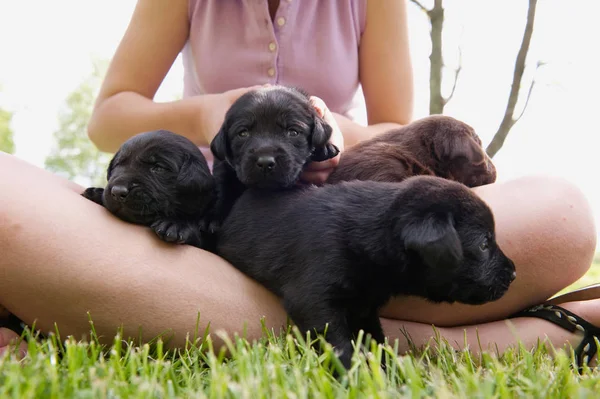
[2,322,600,399]
[560,254,600,294]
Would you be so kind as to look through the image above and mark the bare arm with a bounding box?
[87,0,252,153]
[339,0,415,148]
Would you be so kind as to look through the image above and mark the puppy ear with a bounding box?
[177,154,214,192]
[433,131,497,186]
[210,126,230,162]
[402,213,463,271]
[310,116,340,162]
[311,116,332,148]
[434,132,486,165]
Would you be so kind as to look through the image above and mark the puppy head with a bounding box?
[421,115,497,187]
[103,130,215,224]
[393,176,516,305]
[210,86,337,189]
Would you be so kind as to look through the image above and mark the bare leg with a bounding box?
[0,152,598,360]
[381,299,600,362]
[0,152,288,347]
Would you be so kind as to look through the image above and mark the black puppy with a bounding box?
[216,176,516,369]
[208,85,340,231]
[82,130,216,249]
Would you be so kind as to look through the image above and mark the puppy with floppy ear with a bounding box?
[309,115,339,162]
[81,130,217,250]
[209,126,232,166]
[216,176,517,369]
[208,85,340,232]
[327,115,496,187]
[402,213,464,273]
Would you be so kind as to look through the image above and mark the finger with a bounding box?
[321,107,340,129]
[308,96,345,153]
[309,96,327,118]
[304,157,340,172]
[226,85,267,105]
[309,96,339,124]
[309,97,343,145]
[305,152,340,170]
[247,84,267,92]
[300,170,331,186]
[235,85,264,96]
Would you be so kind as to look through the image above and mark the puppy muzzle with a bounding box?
[238,150,302,188]
[103,181,161,223]
[465,268,517,304]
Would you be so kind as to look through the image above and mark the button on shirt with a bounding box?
[182,0,367,118]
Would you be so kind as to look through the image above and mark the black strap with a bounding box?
[511,304,600,370]
[0,314,26,337]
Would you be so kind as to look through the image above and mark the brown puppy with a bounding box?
[327,115,496,187]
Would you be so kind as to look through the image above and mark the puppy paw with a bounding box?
[311,143,340,162]
[81,187,105,206]
[151,219,197,245]
[198,218,218,235]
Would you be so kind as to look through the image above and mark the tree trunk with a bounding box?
[428,0,445,115]
[486,0,538,158]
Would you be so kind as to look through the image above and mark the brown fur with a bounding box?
[327,115,496,187]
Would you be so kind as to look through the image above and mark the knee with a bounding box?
[508,175,596,286]
[554,177,597,280]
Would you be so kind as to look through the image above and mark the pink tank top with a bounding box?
[182,0,367,166]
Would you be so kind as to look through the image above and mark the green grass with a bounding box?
[2,258,600,398]
[562,255,600,294]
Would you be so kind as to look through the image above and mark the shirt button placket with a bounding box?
[268,6,289,82]
[269,31,282,81]
[267,39,277,78]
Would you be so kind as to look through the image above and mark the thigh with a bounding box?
[0,152,288,347]
[380,175,597,326]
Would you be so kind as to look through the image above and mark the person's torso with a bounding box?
[182,0,367,165]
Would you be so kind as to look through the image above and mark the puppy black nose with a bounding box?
[256,156,276,171]
[111,185,129,202]
[510,270,517,281]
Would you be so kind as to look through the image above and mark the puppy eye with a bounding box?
[287,130,299,137]
[151,165,166,174]
[238,130,249,138]
[479,239,489,252]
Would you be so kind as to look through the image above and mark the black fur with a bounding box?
[82,130,216,249]
[215,176,516,369]
[208,86,340,232]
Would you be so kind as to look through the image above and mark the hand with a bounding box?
[222,85,269,106]
[198,85,270,146]
[300,97,345,185]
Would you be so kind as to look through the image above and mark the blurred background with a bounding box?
[0,0,599,250]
